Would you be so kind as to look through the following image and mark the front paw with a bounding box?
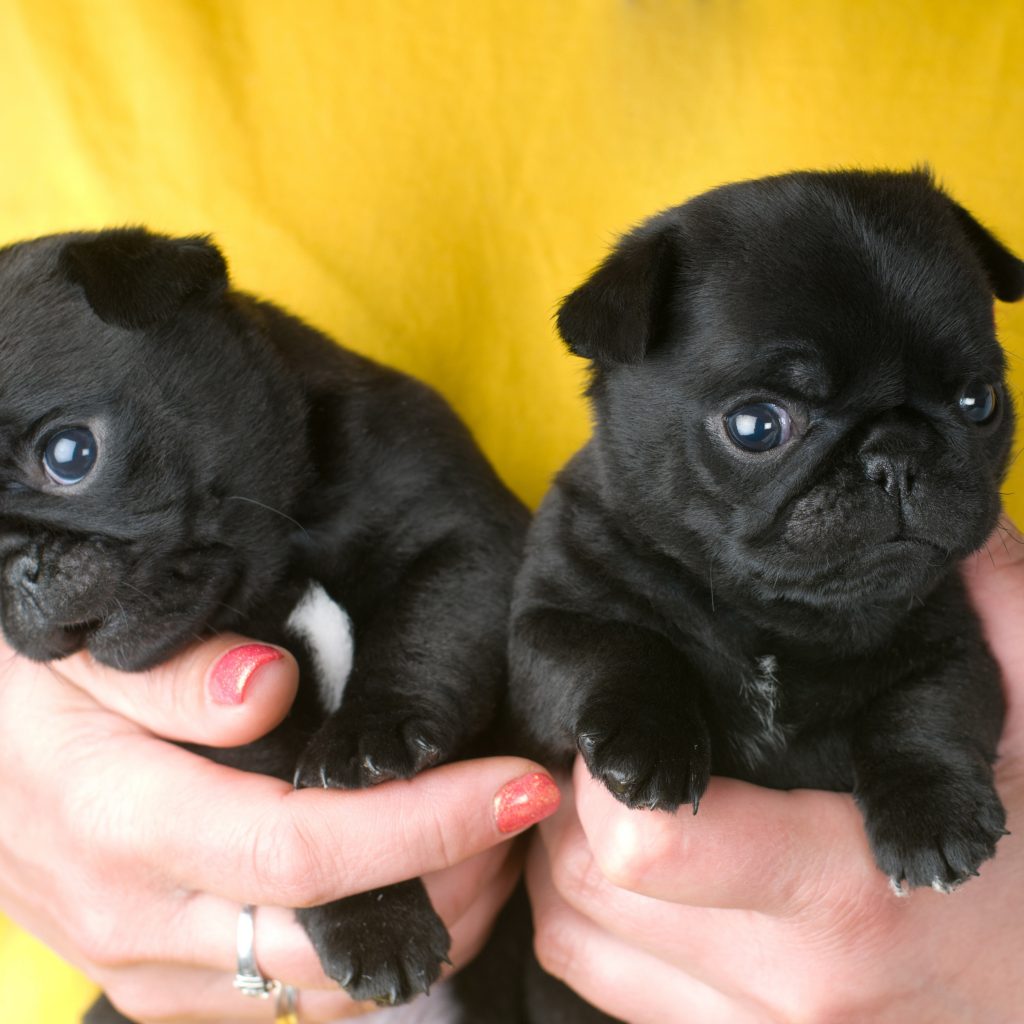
[294,703,453,790]
[859,768,1007,892]
[297,880,451,1006]
[576,700,711,813]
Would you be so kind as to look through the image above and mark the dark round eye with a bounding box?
[725,403,793,452]
[958,382,999,425]
[43,427,98,485]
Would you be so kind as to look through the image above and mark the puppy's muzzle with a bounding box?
[0,535,122,659]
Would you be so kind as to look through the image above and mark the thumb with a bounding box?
[48,635,299,747]
[962,515,1024,747]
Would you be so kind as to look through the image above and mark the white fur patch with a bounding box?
[366,985,460,1024]
[733,654,788,768]
[889,876,910,898]
[286,582,354,714]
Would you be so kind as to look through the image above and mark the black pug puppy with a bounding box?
[0,228,528,1017]
[510,168,1021,918]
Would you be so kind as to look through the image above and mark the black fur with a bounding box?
[509,169,1020,1019]
[0,228,528,1018]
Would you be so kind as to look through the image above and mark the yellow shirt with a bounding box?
[1,2,1022,1019]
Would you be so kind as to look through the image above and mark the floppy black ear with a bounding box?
[945,201,1024,302]
[59,227,229,329]
[556,212,680,365]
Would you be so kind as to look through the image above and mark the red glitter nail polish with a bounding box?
[494,772,561,834]
[209,643,283,705]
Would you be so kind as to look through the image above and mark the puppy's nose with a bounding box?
[862,452,917,497]
[6,549,41,594]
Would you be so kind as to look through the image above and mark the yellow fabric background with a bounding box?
[0,1,1022,1019]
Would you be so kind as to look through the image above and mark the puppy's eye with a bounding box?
[725,403,793,452]
[43,427,98,485]
[958,382,999,425]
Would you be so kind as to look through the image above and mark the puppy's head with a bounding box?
[559,170,1022,615]
[0,228,310,669]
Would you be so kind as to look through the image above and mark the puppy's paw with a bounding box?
[297,880,451,1006]
[294,703,452,790]
[576,701,711,813]
[860,770,1007,891]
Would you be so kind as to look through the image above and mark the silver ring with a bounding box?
[276,984,299,1023]
[232,904,279,998]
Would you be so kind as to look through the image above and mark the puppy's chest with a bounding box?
[284,581,356,714]
[709,652,878,785]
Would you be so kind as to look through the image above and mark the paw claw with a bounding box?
[371,985,401,1007]
[297,705,457,792]
[603,767,634,798]
[576,702,710,814]
[864,771,1006,892]
[298,881,450,1007]
[407,730,442,766]
[361,754,396,783]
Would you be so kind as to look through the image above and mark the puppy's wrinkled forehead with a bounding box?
[0,238,140,413]
[685,173,1006,399]
[557,169,1022,395]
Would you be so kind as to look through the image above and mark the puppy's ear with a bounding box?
[944,201,1024,302]
[59,228,229,329]
[557,213,680,365]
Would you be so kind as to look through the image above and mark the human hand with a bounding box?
[0,635,558,1023]
[526,521,1024,1023]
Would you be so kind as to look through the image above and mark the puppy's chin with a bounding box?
[0,618,95,663]
[0,581,231,672]
[84,617,214,672]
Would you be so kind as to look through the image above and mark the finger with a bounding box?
[440,844,523,971]
[119,750,557,907]
[528,837,765,1024]
[47,635,299,747]
[98,964,373,1023]
[161,844,517,987]
[570,757,881,914]
[101,855,521,1021]
[963,516,1024,737]
[422,838,521,931]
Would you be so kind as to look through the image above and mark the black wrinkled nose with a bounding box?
[857,409,931,502]
[863,452,917,497]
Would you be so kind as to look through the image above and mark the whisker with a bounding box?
[1003,443,1024,469]
[115,592,206,649]
[120,580,158,607]
[226,495,309,539]
[995,522,1023,545]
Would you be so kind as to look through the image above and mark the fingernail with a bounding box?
[209,644,283,705]
[494,772,561,834]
